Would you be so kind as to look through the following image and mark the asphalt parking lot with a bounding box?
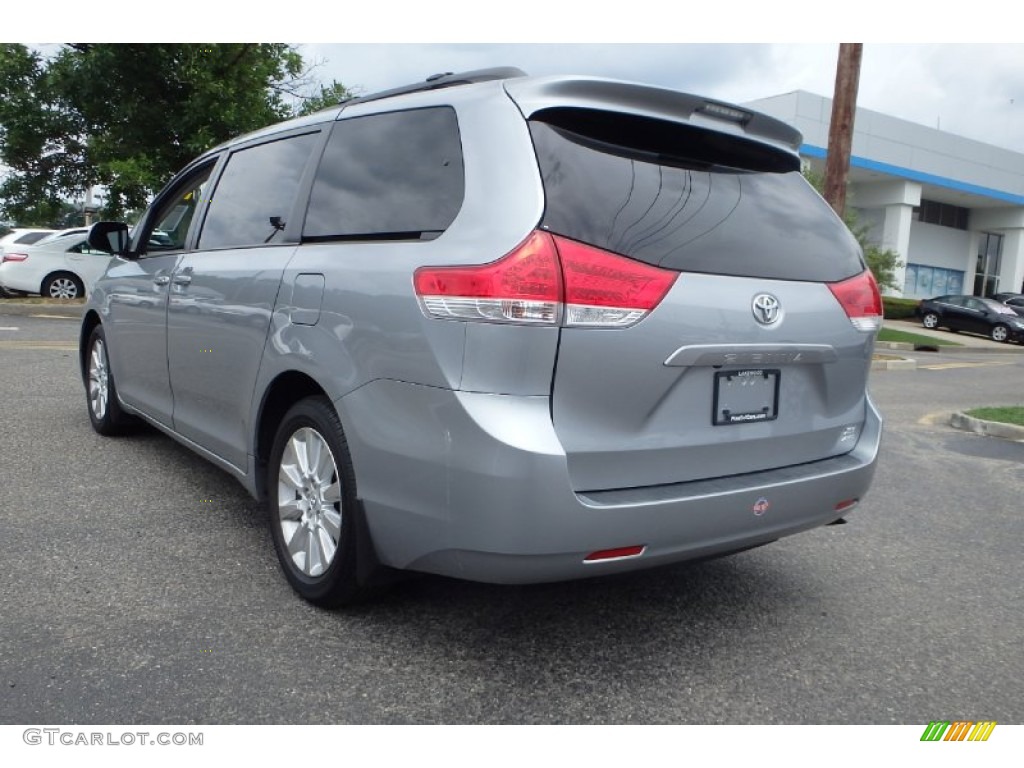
[1,312,1022,724]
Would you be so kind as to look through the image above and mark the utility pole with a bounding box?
[823,43,863,217]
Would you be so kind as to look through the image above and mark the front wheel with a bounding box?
[267,397,369,607]
[85,325,135,435]
[921,312,940,329]
[991,324,1010,343]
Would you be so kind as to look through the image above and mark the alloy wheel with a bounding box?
[48,277,79,299]
[277,427,343,577]
[88,338,109,420]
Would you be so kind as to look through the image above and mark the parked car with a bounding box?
[0,228,57,296]
[79,68,883,606]
[992,292,1024,317]
[0,235,114,298]
[916,294,1024,342]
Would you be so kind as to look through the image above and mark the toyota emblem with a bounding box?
[752,294,782,325]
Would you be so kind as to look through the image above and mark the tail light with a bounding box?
[828,269,882,332]
[413,230,677,328]
[2,253,28,263]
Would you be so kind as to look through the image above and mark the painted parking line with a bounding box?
[28,313,79,320]
[918,361,1017,371]
[0,340,77,351]
[0,326,19,331]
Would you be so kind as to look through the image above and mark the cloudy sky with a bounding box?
[297,43,1024,154]
[14,3,1024,155]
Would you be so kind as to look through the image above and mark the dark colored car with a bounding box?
[992,292,1024,317]
[917,294,1024,343]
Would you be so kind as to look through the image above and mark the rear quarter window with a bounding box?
[530,110,864,283]
[303,107,464,241]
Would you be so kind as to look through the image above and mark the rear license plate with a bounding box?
[712,369,780,426]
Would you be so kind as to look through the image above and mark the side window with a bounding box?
[965,298,985,311]
[303,107,464,241]
[139,164,216,254]
[198,132,318,250]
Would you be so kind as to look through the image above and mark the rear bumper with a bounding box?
[339,381,882,584]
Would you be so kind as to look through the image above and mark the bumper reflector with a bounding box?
[583,545,646,563]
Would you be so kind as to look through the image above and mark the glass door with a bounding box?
[974,232,1003,297]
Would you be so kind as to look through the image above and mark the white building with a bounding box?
[746,91,1024,298]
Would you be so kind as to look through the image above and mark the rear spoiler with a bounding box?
[504,76,802,155]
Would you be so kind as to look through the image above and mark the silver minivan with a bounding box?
[80,68,882,605]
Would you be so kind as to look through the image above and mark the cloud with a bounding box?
[301,43,1024,153]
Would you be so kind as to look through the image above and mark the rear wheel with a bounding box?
[267,397,368,607]
[991,324,1010,343]
[43,272,84,299]
[921,312,939,329]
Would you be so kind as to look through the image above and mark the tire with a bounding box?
[991,324,1010,343]
[267,396,368,607]
[921,312,940,329]
[43,272,84,299]
[84,325,135,435]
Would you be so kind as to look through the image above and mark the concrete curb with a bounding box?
[871,355,917,371]
[950,411,1024,441]
[0,301,84,319]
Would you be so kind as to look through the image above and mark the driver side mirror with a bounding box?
[88,221,131,256]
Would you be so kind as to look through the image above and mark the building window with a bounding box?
[904,264,964,297]
[914,199,969,230]
[974,232,1003,297]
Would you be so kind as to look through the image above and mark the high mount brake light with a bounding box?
[413,230,677,328]
[828,270,882,332]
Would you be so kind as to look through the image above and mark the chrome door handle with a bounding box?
[154,275,170,286]
[172,274,192,286]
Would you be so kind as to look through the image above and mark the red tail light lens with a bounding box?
[828,270,882,332]
[414,230,562,324]
[552,235,678,327]
[2,253,28,263]
[413,230,677,328]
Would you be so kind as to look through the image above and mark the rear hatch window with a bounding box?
[529,108,863,282]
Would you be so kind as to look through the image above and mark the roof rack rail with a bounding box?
[340,67,528,107]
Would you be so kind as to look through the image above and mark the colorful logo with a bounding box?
[920,721,996,742]
[752,497,770,516]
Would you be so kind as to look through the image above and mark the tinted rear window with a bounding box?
[530,110,863,283]
[15,232,51,245]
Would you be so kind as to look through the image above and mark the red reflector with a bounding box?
[835,498,858,512]
[828,270,882,331]
[583,545,645,563]
[2,253,28,263]
[552,235,677,310]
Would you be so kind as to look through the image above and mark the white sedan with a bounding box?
[0,234,113,299]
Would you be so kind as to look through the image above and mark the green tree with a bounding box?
[0,44,346,220]
[803,166,903,292]
[297,81,355,116]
